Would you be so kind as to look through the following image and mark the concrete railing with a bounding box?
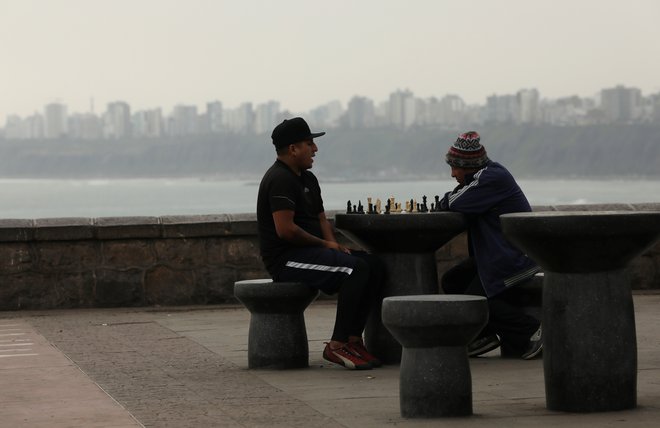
[0,203,658,311]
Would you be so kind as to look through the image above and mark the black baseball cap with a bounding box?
[271,117,325,148]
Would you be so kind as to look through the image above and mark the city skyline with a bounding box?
[2,1,660,125]
[3,83,657,141]
[2,81,656,120]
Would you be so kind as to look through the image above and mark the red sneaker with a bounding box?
[346,340,382,368]
[323,343,372,370]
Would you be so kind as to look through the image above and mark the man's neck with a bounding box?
[277,156,302,176]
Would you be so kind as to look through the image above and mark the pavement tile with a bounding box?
[0,320,141,428]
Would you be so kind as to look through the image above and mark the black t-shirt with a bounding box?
[257,160,325,274]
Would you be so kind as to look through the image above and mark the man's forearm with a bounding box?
[281,224,327,247]
[319,218,337,243]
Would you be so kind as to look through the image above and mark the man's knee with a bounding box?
[351,257,370,277]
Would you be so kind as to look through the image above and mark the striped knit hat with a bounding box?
[445,131,490,169]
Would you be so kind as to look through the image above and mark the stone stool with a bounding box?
[234,279,319,369]
[382,295,488,418]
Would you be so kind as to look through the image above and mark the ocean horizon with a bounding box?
[0,177,658,220]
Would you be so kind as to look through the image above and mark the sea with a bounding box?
[0,177,658,219]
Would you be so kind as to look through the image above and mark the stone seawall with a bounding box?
[0,203,658,311]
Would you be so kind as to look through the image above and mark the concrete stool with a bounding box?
[382,295,488,418]
[234,279,319,369]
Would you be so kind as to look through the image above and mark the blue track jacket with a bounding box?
[440,161,540,297]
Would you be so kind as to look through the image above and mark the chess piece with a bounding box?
[412,199,418,213]
[357,200,364,214]
[376,198,382,214]
[347,200,352,214]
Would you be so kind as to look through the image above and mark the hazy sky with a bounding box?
[2,0,659,124]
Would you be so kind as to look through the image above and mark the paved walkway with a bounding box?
[1,292,659,427]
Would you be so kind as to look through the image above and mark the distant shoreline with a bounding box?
[0,124,659,179]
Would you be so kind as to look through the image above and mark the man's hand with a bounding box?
[324,240,351,254]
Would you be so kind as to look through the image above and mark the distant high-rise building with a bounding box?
[69,113,103,140]
[223,103,253,134]
[374,100,390,126]
[650,92,660,123]
[600,85,642,122]
[540,96,576,126]
[169,104,199,136]
[133,108,163,138]
[5,113,45,139]
[411,98,427,127]
[26,113,45,139]
[421,97,442,126]
[308,100,343,128]
[4,115,23,139]
[417,95,466,127]
[254,101,280,134]
[439,95,466,128]
[104,101,131,139]
[485,94,518,124]
[517,88,540,124]
[206,101,224,134]
[44,102,68,139]
[388,89,415,129]
[345,96,375,129]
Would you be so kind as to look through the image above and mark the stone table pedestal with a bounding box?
[501,211,660,412]
[335,212,466,364]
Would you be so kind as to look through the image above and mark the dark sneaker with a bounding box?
[468,334,501,357]
[323,343,372,370]
[522,325,543,360]
[346,340,382,368]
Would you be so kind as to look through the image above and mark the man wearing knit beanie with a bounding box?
[445,131,490,170]
[439,131,543,360]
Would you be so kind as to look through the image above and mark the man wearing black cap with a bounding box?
[439,131,543,360]
[256,117,384,370]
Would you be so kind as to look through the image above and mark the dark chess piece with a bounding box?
[368,203,373,214]
[422,195,428,212]
[347,200,352,214]
[357,201,364,214]
[434,195,441,212]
